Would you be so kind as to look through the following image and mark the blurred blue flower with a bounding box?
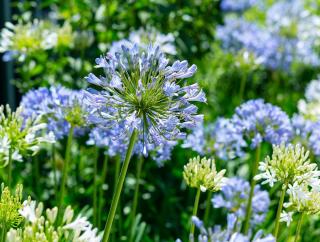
[212,177,270,227]
[220,0,257,12]
[20,86,88,139]
[232,99,293,149]
[191,213,275,242]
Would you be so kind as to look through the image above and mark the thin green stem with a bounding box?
[189,188,201,241]
[57,125,74,225]
[51,144,58,200]
[294,213,304,242]
[239,74,247,104]
[243,145,261,234]
[7,148,12,188]
[98,154,109,229]
[129,155,144,242]
[102,129,138,242]
[274,183,288,239]
[93,148,99,226]
[203,191,212,225]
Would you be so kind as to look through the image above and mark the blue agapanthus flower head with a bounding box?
[20,86,88,139]
[211,117,247,160]
[212,177,270,227]
[232,99,293,149]
[220,0,257,12]
[84,44,206,156]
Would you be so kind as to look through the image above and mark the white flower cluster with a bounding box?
[7,200,102,242]
[255,144,320,225]
[183,156,226,192]
[0,105,55,167]
[0,20,74,61]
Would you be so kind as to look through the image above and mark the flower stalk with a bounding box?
[129,155,144,242]
[98,154,109,228]
[57,125,74,225]
[294,213,304,242]
[243,144,261,234]
[102,129,138,242]
[190,187,201,240]
[274,183,288,239]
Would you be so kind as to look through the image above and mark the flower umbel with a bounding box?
[255,144,319,187]
[85,44,205,155]
[0,105,55,167]
[183,156,226,192]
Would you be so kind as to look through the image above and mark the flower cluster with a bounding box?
[188,214,275,242]
[84,44,206,156]
[109,28,176,56]
[211,99,292,160]
[212,177,270,226]
[220,0,257,12]
[0,105,55,166]
[0,20,74,61]
[183,156,226,192]
[20,86,88,140]
[7,200,102,242]
[217,0,320,70]
[0,184,23,237]
[255,144,319,187]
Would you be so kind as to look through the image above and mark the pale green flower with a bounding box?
[7,201,102,242]
[0,105,55,167]
[183,156,226,192]
[254,144,320,187]
[0,184,24,237]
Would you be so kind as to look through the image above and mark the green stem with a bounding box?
[93,148,99,226]
[98,154,109,229]
[243,145,261,234]
[129,155,144,242]
[274,183,288,239]
[203,191,212,226]
[294,213,304,242]
[57,125,74,225]
[51,144,58,200]
[239,74,247,103]
[7,148,12,188]
[189,188,201,241]
[102,129,138,242]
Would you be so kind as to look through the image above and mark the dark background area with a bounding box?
[0,0,17,108]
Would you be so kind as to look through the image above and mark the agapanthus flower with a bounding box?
[0,20,74,61]
[189,214,275,242]
[216,1,320,70]
[280,181,320,226]
[0,105,55,167]
[212,177,270,226]
[212,99,292,160]
[0,184,24,234]
[220,0,257,12]
[109,28,176,56]
[183,156,226,192]
[20,86,88,140]
[84,44,206,156]
[232,99,292,148]
[255,144,320,187]
[211,117,247,160]
[7,201,102,242]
